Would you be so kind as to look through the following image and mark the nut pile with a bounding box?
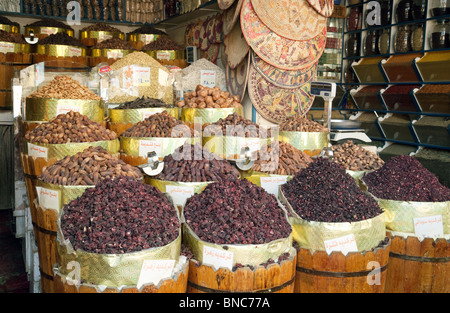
[331,140,384,171]
[363,155,450,202]
[184,178,292,245]
[252,141,313,176]
[39,146,142,185]
[25,111,118,144]
[38,32,86,48]
[27,75,101,100]
[115,96,173,109]
[142,35,184,51]
[279,115,328,132]
[155,143,240,182]
[60,177,180,254]
[204,113,270,138]
[121,111,194,138]
[80,22,122,33]
[92,37,134,50]
[176,85,242,109]
[281,158,383,223]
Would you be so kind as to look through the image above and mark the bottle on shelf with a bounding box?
[395,0,414,23]
[378,28,390,54]
[412,0,427,20]
[394,24,412,53]
[364,30,380,55]
[411,23,425,51]
[430,0,450,17]
[346,33,361,57]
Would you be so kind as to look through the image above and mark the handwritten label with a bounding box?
[98,33,112,43]
[56,104,81,116]
[36,186,59,210]
[138,140,162,158]
[137,259,175,289]
[324,234,358,256]
[140,34,155,45]
[106,50,123,59]
[414,215,444,238]
[260,176,288,197]
[27,142,48,159]
[200,70,216,87]
[156,51,171,61]
[40,27,57,35]
[203,246,233,270]
[68,46,82,57]
[165,185,194,207]
[0,42,15,53]
[238,138,260,154]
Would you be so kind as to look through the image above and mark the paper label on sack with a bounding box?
[133,66,151,86]
[27,142,48,159]
[203,245,233,270]
[56,104,81,115]
[137,259,175,289]
[157,51,171,61]
[324,234,358,256]
[414,215,444,239]
[138,140,162,158]
[98,33,112,43]
[68,46,82,57]
[200,70,216,87]
[36,186,59,210]
[0,42,15,53]
[260,176,287,197]
[165,185,194,207]
[40,27,57,35]
[140,34,155,45]
[107,50,123,59]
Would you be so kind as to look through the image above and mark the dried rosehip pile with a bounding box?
[184,179,292,245]
[60,177,179,254]
[281,158,383,223]
[363,155,450,202]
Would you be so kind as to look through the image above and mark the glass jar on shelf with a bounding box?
[347,6,362,32]
[410,23,424,51]
[412,0,427,20]
[431,0,450,17]
[395,0,414,23]
[394,24,412,53]
[378,28,390,54]
[429,19,450,49]
[346,33,361,57]
[364,30,380,55]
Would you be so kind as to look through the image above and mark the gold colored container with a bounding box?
[181,106,243,127]
[80,30,124,47]
[0,24,19,33]
[25,26,74,38]
[24,98,105,123]
[202,135,272,161]
[0,41,31,54]
[91,48,133,58]
[279,130,329,157]
[127,33,166,50]
[36,44,87,57]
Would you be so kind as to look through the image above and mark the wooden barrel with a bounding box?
[187,248,296,293]
[385,233,449,293]
[294,240,390,293]
[53,259,189,293]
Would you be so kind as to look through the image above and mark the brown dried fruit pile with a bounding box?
[204,113,270,138]
[184,178,292,245]
[155,143,240,182]
[0,30,25,43]
[25,111,117,144]
[115,96,173,109]
[177,85,242,109]
[252,141,313,176]
[60,177,180,254]
[39,146,142,185]
[27,75,101,100]
[279,115,328,132]
[80,22,122,33]
[331,140,384,171]
[142,35,184,50]
[92,38,134,50]
[39,32,86,48]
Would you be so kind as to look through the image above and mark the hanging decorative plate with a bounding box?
[241,0,326,71]
[213,13,224,43]
[222,0,244,36]
[192,20,203,47]
[226,54,251,101]
[251,51,317,89]
[185,23,193,46]
[200,17,212,51]
[207,15,218,44]
[306,0,335,17]
[224,21,250,69]
[202,43,220,64]
[250,0,327,41]
[220,43,228,68]
[218,0,236,10]
[248,63,315,124]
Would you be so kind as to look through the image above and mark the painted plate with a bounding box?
[224,20,250,69]
[306,0,335,17]
[222,0,244,36]
[218,0,236,10]
[226,54,251,101]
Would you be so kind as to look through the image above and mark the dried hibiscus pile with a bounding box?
[184,179,291,245]
[363,155,450,202]
[281,158,383,223]
[60,177,179,254]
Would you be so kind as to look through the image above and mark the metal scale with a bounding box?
[310,82,371,153]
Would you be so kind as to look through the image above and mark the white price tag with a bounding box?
[137,259,175,289]
[68,46,82,57]
[27,142,48,159]
[203,245,233,270]
[40,27,57,35]
[260,176,288,197]
[138,140,162,158]
[36,186,60,210]
[106,50,123,59]
[140,34,155,45]
[324,234,358,256]
[133,66,151,86]
[0,42,15,53]
[98,33,112,43]
[156,51,171,61]
[200,70,216,88]
[165,185,194,207]
[414,215,444,239]
[238,138,260,155]
[56,104,81,115]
